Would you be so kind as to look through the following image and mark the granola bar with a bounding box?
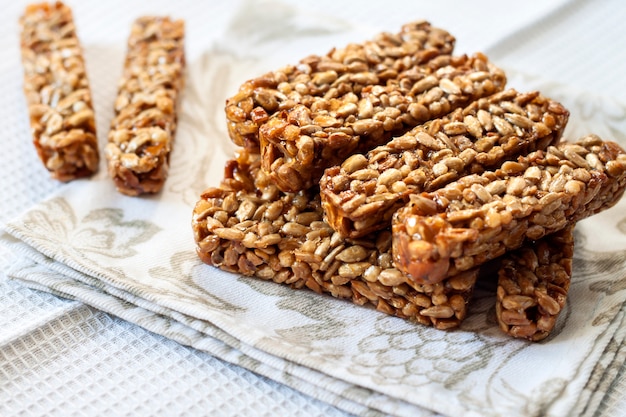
[495,225,574,341]
[192,152,478,329]
[392,135,626,285]
[261,53,507,192]
[225,21,456,151]
[104,16,185,196]
[321,89,569,238]
[19,2,99,181]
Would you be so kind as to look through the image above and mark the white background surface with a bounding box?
[1,1,625,416]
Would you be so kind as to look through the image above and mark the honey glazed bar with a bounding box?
[19,2,99,181]
[105,16,185,196]
[392,136,626,285]
[495,225,574,341]
[225,21,456,151]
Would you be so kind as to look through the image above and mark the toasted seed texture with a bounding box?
[320,89,569,238]
[105,16,185,196]
[225,21,456,151]
[192,152,478,329]
[19,2,99,181]
[392,136,626,285]
[494,225,574,341]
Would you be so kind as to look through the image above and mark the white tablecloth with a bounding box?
[1,1,625,416]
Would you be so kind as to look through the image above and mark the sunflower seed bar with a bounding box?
[19,2,99,181]
[495,225,574,341]
[192,152,479,329]
[262,53,507,192]
[392,135,626,285]
[321,89,569,238]
[105,16,185,196]
[226,21,456,151]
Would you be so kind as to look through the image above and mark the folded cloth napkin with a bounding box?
[4,61,626,417]
[4,1,626,416]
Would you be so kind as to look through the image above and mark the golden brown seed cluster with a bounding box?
[496,225,574,341]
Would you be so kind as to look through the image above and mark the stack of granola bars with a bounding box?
[192,21,626,341]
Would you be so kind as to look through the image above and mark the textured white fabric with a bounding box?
[2,1,626,416]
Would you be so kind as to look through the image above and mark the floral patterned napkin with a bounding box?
[3,2,626,415]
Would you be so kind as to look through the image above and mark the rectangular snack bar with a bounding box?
[495,225,574,341]
[225,21,456,151]
[392,135,626,285]
[19,2,99,181]
[192,152,479,330]
[105,16,185,196]
[261,53,507,192]
[320,89,569,238]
